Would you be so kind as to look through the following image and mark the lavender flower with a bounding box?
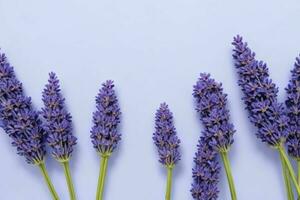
[91,80,121,155]
[41,72,77,161]
[91,80,121,200]
[153,103,181,200]
[285,55,300,159]
[41,72,77,199]
[0,51,45,164]
[193,73,235,152]
[192,73,237,199]
[191,137,220,200]
[232,35,288,146]
[0,51,59,199]
[153,103,181,167]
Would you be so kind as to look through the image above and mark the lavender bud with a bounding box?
[41,72,77,161]
[153,103,181,167]
[285,56,300,158]
[191,137,220,200]
[0,51,45,164]
[232,35,288,146]
[90,80,121,155]
[193,73,235,152]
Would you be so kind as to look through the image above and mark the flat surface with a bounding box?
[0,0,300,199]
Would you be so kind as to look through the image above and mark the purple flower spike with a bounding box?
[191,137,220,200]
[41,72,77,161]
[0,51,45,164]
[153,103,181,167]
[90,80,121,155]
[193,73,235,152]
[285,56,300,158]
[232,35,288,146]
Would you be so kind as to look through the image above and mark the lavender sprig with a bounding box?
[232,35,288,146]
[90,80,121,200]
[153,103,181,167]
[41,72,77,161]
[91,80,121,155]
[0,51,59,199]
[191,137,220,200]
[193,73,237,199]
[285,56,300,160]
[153,103,181,200]
[285,55,300,199]
[232,35,300,197]
[0,53,45,164]
[193,73,235,152]
[41,72,77,200]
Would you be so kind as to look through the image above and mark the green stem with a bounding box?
[297,160,300,187]
[38,162,60,200]
[278,146,300,196]
[165,166,173,200]
[62,161,76,200]
[298,160,300,200]
[279,152,294,200]
[96,155,109,200]
[220,152,237,200]
[286,163,295,200]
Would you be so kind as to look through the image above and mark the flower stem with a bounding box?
[96,155,109,200]
[62,161,76,200]
[38,162,60,200]
[298,160,300,185]
[279,152,294,200]
[278,146,300,196]
[220,152,237,200]
[298,160,300,200]
[165,166,173,200]
[285,163,294,200]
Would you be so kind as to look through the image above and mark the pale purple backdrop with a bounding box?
[0,0,300,199]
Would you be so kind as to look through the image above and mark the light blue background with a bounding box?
[0,0,300,199]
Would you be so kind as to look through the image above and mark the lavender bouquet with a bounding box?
[153,103,181,200]
[192,73,237,199]
[0,51,59,199]
[90,80,121,200]
[232,35,300,198]
[41,72,77,200]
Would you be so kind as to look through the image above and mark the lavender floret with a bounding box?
[191,137,220,200]
[41,72,77,161]
[90,80,121,155]
[285,56,300,158]
[0,51,45,164]
[232,35,288,146]
[153,103,181,166]
[193,73,235,152]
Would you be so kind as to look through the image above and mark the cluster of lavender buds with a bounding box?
[191,136,220,200]
[193,73,235,152]
[232,35,288,147]
[0,51,45,164]
[153,103,181,167]
[285,56,300,159]
[41,72,77,161]
[90,80,121,155]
